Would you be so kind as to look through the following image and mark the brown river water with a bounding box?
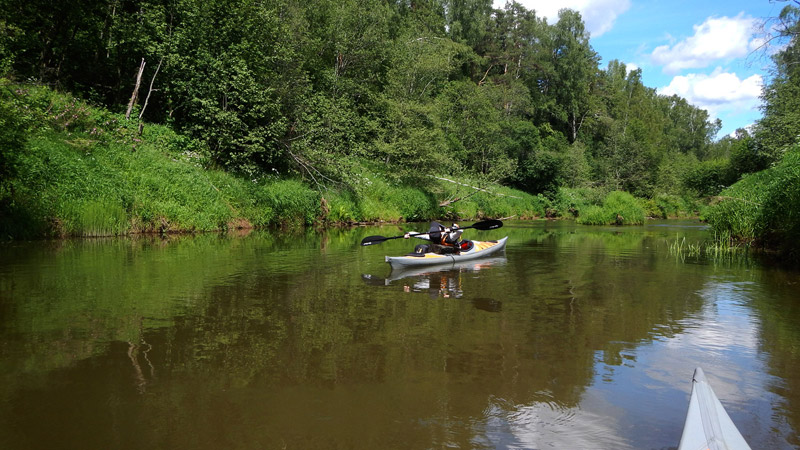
[1,220,798,449]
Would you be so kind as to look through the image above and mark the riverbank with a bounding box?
[1,83,702,240]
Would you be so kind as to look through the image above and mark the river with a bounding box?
[1,220,798,449]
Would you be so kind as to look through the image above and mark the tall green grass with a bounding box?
[706,145,800,258]
[576,191,645,225]
[319,169,548,224]
[63,198,129,237]
[550,187,603,218]
[0,85,332,236]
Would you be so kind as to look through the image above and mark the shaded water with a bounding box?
[1,220,799,449]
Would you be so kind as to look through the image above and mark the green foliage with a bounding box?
[0,80,32,212]
[256,179,320,226]
[0,0,728,198]
[706,146,800,257]
[0,20,19,75]
[576,190,645,225]
[550,186,602,218]
[576,205,611,225]
[755,4,800,163]
[62,198,129,237]
[323,190,362,224]
[373,97,449,178]
[437,81,513,179]
[652,194,698,219]
[682,158,734,197]
[654,152,697,195]
[5,0,798,251]
[758,148,800,251]
[394,186,438,222]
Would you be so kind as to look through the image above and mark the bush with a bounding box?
[706,144,799,246]
[257,179,320,226]
[639,197,661,218]
[550,187,605,218]
[708,146,800,258]
[759,148,800,254]
[682,158,734,197]
[394,186,438,222]
[576,205,611,225]
[1,79,33,209]
[576,191,644,225]
[651,193,699,219]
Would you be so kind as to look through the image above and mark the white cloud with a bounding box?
[624,62,639,73]
[658,69,763,118]
[651,13,760,73]
[492,0,631,37]
[728,124,755,138]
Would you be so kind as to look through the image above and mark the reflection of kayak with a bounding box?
[678,367,751,450]
[386,256,506,283]
[362,256,506,300]
[385,237,508,268]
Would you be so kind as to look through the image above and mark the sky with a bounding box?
[491,0,786,138]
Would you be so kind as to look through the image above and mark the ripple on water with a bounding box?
[473,394,632,449]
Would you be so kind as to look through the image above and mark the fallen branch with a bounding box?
[439,187,483,207]
[431,175,523,206]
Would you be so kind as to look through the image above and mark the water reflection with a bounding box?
[0,222,798,449]
[361,257,506,299]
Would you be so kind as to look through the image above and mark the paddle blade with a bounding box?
[361,235,388,246]
[470,219,503,230]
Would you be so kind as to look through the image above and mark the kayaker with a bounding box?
[404,221,463,254]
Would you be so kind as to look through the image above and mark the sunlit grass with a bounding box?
[576,191,645,225]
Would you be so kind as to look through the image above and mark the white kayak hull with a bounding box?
[385,237,508,268]
[678,367,751,450]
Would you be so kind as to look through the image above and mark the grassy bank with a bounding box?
[705,144,800,259]
[1,83,554,239]
[1,83,714,240]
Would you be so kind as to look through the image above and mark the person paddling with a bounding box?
[404,221,463,254]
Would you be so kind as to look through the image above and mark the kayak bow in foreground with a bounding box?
[678,367,751,450]
[385,237,508,268]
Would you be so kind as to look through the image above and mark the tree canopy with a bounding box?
[0,0,745,196]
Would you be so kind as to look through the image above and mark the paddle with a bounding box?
[360,219,503,246]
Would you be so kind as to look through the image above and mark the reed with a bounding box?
[666,232,750,265]
[667,235,702,258]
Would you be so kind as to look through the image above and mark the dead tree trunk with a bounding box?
[125,58,146,120]
[137,57,163,135]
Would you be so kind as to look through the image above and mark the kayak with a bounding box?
[385,237,508,268]
[678,367,751,450]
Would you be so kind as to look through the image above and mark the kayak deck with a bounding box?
[678,367,751,450]
[385,237,508,268]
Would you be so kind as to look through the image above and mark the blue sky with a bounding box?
[492,0,786,138]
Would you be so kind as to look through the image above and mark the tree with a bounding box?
[436,80,514,180]
[755,2,800,160]
[540,9,600,144]
[443,0,493,49]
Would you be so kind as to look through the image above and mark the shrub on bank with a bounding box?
[706,145,800,257]
[549,187,605,218]
[576,191,645,225]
